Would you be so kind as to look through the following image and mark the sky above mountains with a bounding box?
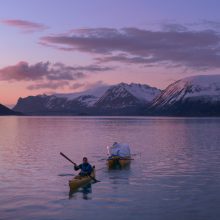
[1,0,220,106]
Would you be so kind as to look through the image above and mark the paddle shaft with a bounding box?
[87,174,100,183]
[60,152,77,166]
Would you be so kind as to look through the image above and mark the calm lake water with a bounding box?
[0,116,220,220]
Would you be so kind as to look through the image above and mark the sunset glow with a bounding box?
[1,0,220,106]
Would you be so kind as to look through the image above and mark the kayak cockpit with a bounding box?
[69,167,96,190]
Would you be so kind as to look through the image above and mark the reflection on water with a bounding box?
[0,116,220,220]
[69,183,92,200]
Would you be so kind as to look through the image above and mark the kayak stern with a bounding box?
[107,156,131,168]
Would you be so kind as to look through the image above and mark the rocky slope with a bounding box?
[148,75,220,116]
[0,103,20,115]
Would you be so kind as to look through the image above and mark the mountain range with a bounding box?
[1,74,220,116]
[13,83,161,115]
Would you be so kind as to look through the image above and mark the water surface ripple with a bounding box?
[0,116,220,220]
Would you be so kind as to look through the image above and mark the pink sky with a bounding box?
[1,0,220,107]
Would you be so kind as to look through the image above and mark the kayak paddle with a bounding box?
[60,152,77,166]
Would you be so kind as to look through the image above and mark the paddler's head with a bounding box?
[83,157,88,164]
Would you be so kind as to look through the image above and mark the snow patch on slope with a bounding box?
[152,75,220,107]
[121,83,161,102]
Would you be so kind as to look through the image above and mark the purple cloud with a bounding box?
[95,54,159,65]
[0,61,114,82]
[1,19,48,32]
[0,61,113,90]
[53,62,114,72]
[40,27,220,70]
[0,61,86,81]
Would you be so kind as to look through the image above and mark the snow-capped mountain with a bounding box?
[96,83,160,108]
[13,83,161,115]
[149,75,220,116]
[11,76,220,116]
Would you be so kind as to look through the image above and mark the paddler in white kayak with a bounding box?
[74,157,93,176]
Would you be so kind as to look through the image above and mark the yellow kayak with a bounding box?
[107,156,131,168]
[69,168,96,190]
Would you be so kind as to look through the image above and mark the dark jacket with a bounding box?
[74,163,93,176]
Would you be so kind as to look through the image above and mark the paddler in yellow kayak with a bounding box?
[74,157,93,176]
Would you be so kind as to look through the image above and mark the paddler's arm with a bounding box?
[74,164,82,171]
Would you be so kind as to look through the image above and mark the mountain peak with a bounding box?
[149,74,220,116]
[113,82,161,102]
[163,74,220,101]
[96,82,161,107]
